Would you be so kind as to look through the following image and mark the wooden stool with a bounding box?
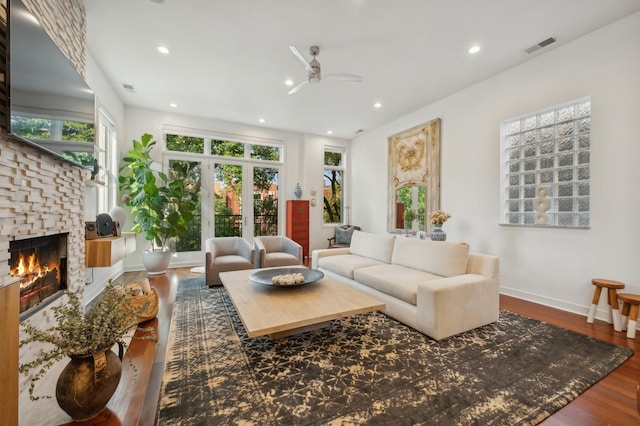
[587,278,625,331]
[618,293,640,339]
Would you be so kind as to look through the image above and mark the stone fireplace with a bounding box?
[0,136,88,394]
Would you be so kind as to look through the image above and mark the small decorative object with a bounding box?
[416,230,428,240]
[428,209,451,241]
[56,345,124,421]
[403,209,417,236]
[109,205,127,234]
[534,185,551,224]
[90,158,99,180]
[310,189,317,207]
[294,182,303,200]
[430,225,447,241]
[19,282,157,421]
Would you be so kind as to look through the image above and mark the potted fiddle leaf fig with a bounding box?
[118,133,198,274]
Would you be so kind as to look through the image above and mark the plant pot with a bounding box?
[56,344,124,422]
[143,248,172,275]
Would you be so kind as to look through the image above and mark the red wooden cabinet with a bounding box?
[286,200,309,258]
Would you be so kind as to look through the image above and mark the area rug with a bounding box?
[156,277,633,425]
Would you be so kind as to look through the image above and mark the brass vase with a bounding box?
[55,343,124,421]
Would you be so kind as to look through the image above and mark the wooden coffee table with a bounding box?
[219,267,385,339]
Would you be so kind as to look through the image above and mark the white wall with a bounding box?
[351,12,640,320]
[120,107,349,270]
[83,51,127,303]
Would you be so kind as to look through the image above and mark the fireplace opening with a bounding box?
[10,233,68,318]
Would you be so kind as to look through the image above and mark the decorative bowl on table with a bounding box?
[249,267,324,287]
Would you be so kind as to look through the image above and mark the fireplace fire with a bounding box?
[9,234,68,315]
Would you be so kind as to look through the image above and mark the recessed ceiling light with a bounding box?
[158,46,170,54]
[468,45,481,54]
[285,79,294,86]
[327,130,333,135]
[373,102,382,108]
[259,118,265,123]
[169,103,178,108]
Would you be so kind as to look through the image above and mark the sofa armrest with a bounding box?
[416,274,499,340]
[237,238,256,264]
[467,253,499,278]
[311,247,350,269]
[254,238,266,268]
[283,238,303,260]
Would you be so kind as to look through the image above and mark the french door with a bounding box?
[211,159,281,241]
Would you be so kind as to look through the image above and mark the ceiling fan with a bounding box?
[287,45,363,95]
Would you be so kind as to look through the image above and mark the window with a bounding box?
[323,147,345,224]
[501,97,590,227]
[97,109,117,214]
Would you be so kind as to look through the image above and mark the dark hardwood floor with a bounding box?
[65,267,639,425]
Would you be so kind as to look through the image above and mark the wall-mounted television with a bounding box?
[8,0,96,168]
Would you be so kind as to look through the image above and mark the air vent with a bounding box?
[122,83,135,92]
[524,37,557,54]
[354,129,365,134]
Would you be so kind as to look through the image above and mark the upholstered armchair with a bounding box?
[327,225,360,248]
[254,236,303,268]
[205,237,256,286]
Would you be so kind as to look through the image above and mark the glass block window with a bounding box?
[500,97,590,227]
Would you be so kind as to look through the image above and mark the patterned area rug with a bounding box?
[156,277,633,425]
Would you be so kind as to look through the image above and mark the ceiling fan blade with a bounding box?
[324,73,363,82]
[287,80,309,95]
[289,45,313,73]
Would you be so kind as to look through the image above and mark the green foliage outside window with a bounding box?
[166,134,204,153]
[396,186,426,229]
[323,151,343,224]
[212,140,244,157]
[169,160,202,252]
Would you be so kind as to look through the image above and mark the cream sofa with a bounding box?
[311,230,499,340]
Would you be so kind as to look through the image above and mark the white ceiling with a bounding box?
[82,0,640,140]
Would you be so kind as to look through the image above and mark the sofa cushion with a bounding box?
[391,238,469,277]
[214,255,253,268]
[354,264,441,305]
[317,254,385,279]
[335,226,356,245]
[349,231,396,263]
[264,252,302,268]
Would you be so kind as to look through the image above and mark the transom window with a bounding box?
[500,97,590,228]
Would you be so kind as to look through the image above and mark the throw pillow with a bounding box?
[335,226,355,245]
